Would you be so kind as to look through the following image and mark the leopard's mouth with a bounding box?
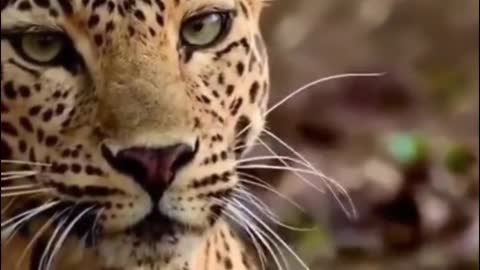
[125,210,177,242]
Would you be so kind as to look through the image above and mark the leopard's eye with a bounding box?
[181,11,232,48]
[20,33,66,63]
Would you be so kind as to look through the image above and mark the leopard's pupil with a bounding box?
[192,22,204,32]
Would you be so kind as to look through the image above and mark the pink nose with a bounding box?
[102,143,196,200]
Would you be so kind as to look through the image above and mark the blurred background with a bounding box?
[240,1,479,269]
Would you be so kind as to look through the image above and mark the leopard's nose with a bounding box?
[102,143,197,200]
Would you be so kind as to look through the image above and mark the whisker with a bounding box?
[233,143,261,151]
[238,174,307,214]
[238,163,355,218]
[210,200,268,270]
[1,160,51,167]
[234,187,316,232]
[1,188,52,198]
[1,197,17,216]
[1,201,59,241]
[1,171,39,176]
[39,209,73,270]
[235,72,385,140]
[2,184,40,191]
[15,210,68,270]
[237,155,311,166]
[220,209,268,270]
[1,173,38,181]
[45,206,95,270]
[1,200,57,228]
[262,128,357,219]
[257,137,320,193]
[222,203,286,270]
[225,203,289,270]
[228,198,311,270]
[264,72,384,116]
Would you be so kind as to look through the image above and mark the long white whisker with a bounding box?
[90,208,105,247]
[46,206,95,270]
[1,197,17,216]
[2,184,40,191]
[225,202,289,270]
[239,163,355,218]
[218,204,268,270]
[39,206,75,270]
[222,203,285,270]
[234,187,316,232]
[234,143,261,151]
[15,210,68,270]
[1,201,59,241]
[1,201,58,228]
[262,128,357,219]
[265,72,384,116]
[1,188,52,198]
[1,171,39,176]
[235,73,384,140]
[1,173,38,181]
[237,155,311,166]
[238,173,307,214]
[1,160,51,167]
[257,137,323,193]
[228,197,311,270]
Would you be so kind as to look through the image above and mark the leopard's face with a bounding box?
[1,0,269,268]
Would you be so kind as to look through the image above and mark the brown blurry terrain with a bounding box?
[241,1,479,269]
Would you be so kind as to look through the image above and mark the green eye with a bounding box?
[20,33,65,63]
[181,11,232,48]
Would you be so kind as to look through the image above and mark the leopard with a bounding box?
[1,0,273,269]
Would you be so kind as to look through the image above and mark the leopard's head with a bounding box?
[1,0,269,268]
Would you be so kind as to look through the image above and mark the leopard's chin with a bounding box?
[96,219,207,270]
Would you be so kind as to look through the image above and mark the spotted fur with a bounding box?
[1,0,270,269]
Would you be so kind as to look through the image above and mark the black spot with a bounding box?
[19,117,34,133]
[3,81,17,99]
[18,85,31,98]
[134,9,146,21]
[71,163,82,173]
[45,135,58,146]
[29,106,42,116]
[234,115,251,157]
[249,81,259,103]
[1,139,12,159]
[92,0,107,10]
[236,62,245,76]
[55,104,66,115]
[42,109,53,122]
[226,85,234,96]
[18,1,32,10]
[36,129,45,143]
[94,34,104,46]
[240,2,249,18]
[155,14,164,26]
[57,0,73,15]
[88,14,100,28]
[33,0,50,8]
[49,8,59,17]
[18,140,27,153]
[1,121,18,136]
[105,21,115,32]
